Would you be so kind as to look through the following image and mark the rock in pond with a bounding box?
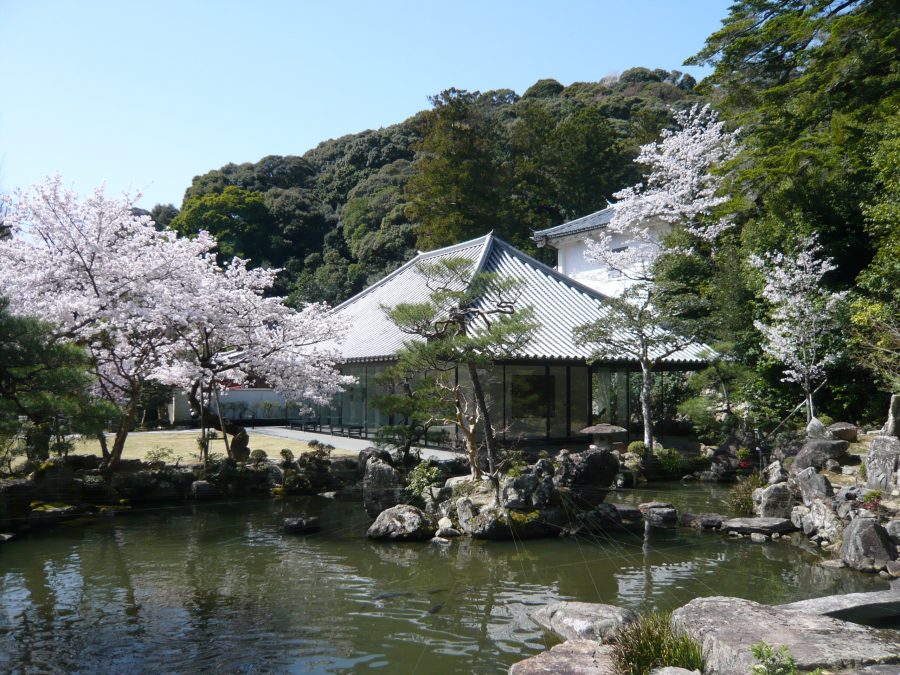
[508,640,616,675]
[190,480,218,500]
[465,506,565,541]
[501,472,554,510]
[362,457,408,518]
[680,512,725,530]
[841,517,896,572]
[670,596,900,674]
[639,502,678,526]
[553,448,619,508]
[720,517,797,536]
[366,505,437,542]
[282,516,321,535]
[530,601,636,642]
[791,438,850,473]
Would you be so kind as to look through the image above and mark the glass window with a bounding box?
[342,365,366,428]
[569,366,588,435]
[366,365,389,430]
[505,365,548,438]
[549,366,567,437]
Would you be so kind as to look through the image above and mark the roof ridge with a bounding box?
[470,231,495,277]
[532,205,616,240]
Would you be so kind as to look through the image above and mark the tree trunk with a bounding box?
[187,381,250,462]
[108,401,138,469]
[466,362,498,480]
[455,391,481,480]
[97,431,110,462]
[640,361,654,457]
[805,379,815,423]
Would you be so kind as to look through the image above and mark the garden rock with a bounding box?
[841,517,896,572]
[884,394,900,437]
[530,601,636,642]
[765,460,788,485]
[436,515,461,538]
[553,448,619,507]
[508,640,615,675]
[755,483,793,518]
[680,512,725,530]
[190,480,218,500]
[639,501,677,526]
[779,589,900,624]
[282,516,321,534]
[806,417,833,439]
[613,504,643,524]
[791,438,850,473]
[865,436,900,492]
[801,498,842,543]
[501,472,554,510]
[31,460,83,503]
[456,497,477,534]
[885,520,900,545]
[366,504,437,541]
[796,466,833,507]
[574,503,623,533]
[833,486,865,519]
[446,476,496,509]
[828,422,859,442]
[791,505,809,530]
[465,506,565,540]
[720,517,797,536]
[670,596,900,674]
[649,669,699,675]
[82,474,118,503]
[363,457,407,518]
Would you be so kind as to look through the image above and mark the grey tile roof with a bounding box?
[532,206,615,243]
[327,233,711,366]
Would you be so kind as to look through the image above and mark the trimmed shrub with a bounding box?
[627,441,647,455]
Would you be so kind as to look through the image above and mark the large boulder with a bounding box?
[446,475,496,509]
[501,472,554,510]
[530,601,636,642]
[828,422,859,443]
[795,466,833,507]
[31,459,83,503]
[841,517,896,572]
[574,503,624,533]
[791,438,850,473]
[755,483,793,518]
[508,641,615,675]
[366,505,436,541]
[865,436,900,492]
[671,596,900,674]
[362,457,407,518]
[553,448,619,508]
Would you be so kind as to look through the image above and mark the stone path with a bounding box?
[251,426,460,461]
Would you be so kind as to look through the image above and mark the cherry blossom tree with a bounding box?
[0,176,349,466]
[750,237,847,423]
[585,103,739,282]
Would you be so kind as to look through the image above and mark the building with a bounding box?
[532,206,667,297]
[306,231,707,447]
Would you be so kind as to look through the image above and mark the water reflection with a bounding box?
[0,488,889,674]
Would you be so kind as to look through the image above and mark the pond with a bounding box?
[0,484,888,673]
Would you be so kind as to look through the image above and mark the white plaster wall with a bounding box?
[168,388,291,424]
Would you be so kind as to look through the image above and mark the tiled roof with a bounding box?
[532,206,615,243]
[327,233,711,366]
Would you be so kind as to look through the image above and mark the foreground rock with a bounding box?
[841,517,896,572]
[795,466,833,507]
[779,589,900,624]
[366,505,436,541]
[720,517,797,536]
[754,483,792,518]
[508,640,615,675]
[671,596,900,674]
[282,516,321,534]
[530,601,635,642]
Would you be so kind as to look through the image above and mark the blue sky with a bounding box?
[0,0,731,209]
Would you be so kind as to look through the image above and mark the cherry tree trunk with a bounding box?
[188,384,250,462]
[640,362,654,456]
[107,400,139,469]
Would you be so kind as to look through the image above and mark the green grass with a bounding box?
[612,612,704,675]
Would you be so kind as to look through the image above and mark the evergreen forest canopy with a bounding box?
[160,0,898,427]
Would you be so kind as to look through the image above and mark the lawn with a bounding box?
[71,430,358,464]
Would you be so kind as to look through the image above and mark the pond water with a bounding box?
[0,484,888,674]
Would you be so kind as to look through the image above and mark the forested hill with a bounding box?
[161,68,702,305]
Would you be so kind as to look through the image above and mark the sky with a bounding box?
[0,0,732,209]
